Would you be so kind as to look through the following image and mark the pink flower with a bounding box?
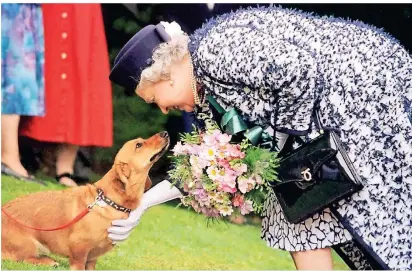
[220,184,237,193]
[211,129,222,139]
[240,200,254,215]
[192,167,203,179]
[198,157,210,169]
[238,177,256,194]
[201,206,220,218]
[217,133,231,146]
[183,182,191,192]
[203,133,218,146]
[191,201,201,213]
[186,144,201,155]
[208,208,220,218]
[232,163,248,175]
[238,177,249,194]
[232,194,245,207]
[193,188,211,207]
[172,142,185,155]
[216,150,227,160]
[222,171,237,188]
[195,181,203,189]
[218,171,237,193]
[254,174,264,185]
[226,145,245,159]
[218,159,231,170]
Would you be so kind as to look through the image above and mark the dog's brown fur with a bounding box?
[2,132,169,270]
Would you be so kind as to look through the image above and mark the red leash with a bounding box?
[1,188,130,231]
[1,207,91,232]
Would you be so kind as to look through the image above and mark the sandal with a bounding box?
[1,162,45,186]
[56,173,89,187]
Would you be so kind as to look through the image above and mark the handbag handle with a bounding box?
[314,110,325,134]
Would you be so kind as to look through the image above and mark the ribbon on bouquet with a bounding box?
[207,95,273,149]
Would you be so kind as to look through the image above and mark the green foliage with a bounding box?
[93,5,171,168]
[179,126,201,145]
[168,155,192,185]
[245,188,268,215]
[243,146,279,184]
[242,146,279,216]
[94,97,168,164]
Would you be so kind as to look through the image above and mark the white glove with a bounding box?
[107,180,182,243]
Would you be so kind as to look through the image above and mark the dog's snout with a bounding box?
[160,131,169,138]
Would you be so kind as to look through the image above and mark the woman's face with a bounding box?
[136,54,195,114]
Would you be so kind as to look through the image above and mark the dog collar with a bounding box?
[93,188,132,213]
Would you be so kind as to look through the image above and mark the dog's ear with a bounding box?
[115,162,131,185]
[144,176,152,191]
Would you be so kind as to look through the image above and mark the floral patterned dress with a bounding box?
[188,6,412,270]
[1,4,45,116]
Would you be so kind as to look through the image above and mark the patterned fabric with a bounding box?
[262,190,352,251]
[188,6,412,270]
[1,4,45,116]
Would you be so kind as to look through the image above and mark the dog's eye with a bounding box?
[136,143,143,149]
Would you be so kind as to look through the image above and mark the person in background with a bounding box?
[19,4,113,187]
[1,4,45,184]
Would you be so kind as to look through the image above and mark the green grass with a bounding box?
[1,175,349,270]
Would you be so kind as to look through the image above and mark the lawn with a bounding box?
[1,174,349,270]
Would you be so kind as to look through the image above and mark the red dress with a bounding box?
[20,4,113,147]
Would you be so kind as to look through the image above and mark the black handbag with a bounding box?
[271,112,366,224]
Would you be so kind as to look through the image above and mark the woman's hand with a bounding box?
[108,204,148,243]
[107,180,183,244]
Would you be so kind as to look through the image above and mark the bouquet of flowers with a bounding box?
[169,114,279,218]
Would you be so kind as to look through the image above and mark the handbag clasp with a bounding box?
[301,168,312,181]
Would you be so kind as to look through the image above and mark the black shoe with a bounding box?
[1,162,45,186]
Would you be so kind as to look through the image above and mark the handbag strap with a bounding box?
[271,93,280,152]
[314,110,325,134]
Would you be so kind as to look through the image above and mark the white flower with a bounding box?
[219,205,234,216]
[206,166,220,181]
[160,21,184,38]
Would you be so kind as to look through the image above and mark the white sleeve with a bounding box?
[139,180,183,209]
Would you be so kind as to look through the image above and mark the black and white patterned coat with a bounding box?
[188,6,412,270]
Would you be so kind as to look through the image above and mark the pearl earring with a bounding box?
[169,80,174,86]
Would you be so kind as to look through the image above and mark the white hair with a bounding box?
[137,34,189,91]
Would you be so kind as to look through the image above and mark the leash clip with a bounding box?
[87,200,97,210]
[87,194,102,210]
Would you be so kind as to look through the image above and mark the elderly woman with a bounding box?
[108,6,412,270]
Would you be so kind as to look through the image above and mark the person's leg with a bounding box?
[55,143,79,187]
[1,114,29,177]
[290,247,334,270]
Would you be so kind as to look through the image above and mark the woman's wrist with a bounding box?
[139,180,183,209]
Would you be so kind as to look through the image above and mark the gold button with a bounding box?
[61,32,68,39]
[61,12,68,19]
[61,73,67,80]
[61,53,67,59]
